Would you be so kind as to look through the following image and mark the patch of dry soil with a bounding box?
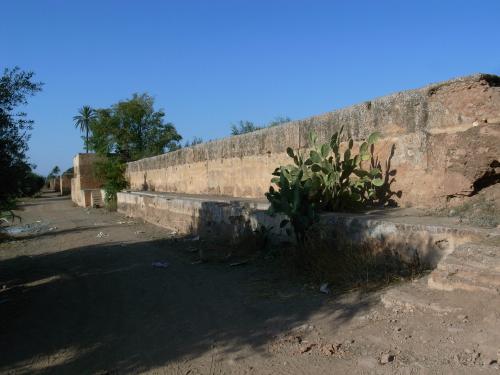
[0,193,499,374]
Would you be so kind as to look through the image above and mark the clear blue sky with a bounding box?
[3,0,500,175]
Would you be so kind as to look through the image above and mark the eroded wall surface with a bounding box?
[125,74,500,208]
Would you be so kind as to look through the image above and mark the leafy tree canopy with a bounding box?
[0,67,43,208]
[87,93,182,207]
[89,93,182,161]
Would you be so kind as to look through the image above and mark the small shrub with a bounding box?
[95,156,128,210]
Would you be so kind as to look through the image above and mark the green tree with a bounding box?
[89,93,182,160]
[73,105,96,153]
[0,67,43,209]
[87,93,182,206]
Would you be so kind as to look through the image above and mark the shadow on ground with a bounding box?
[0,236,377,374]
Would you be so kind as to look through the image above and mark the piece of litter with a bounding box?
[319,283,330,294]
[96,232,108,238]
[48,227,57,231]
[152,261,169,268]
[135,230,145,235]
[229,260,249,267]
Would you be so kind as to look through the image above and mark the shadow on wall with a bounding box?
[371,144,402,207]
[0,236,377,374]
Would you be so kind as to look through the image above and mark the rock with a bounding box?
[457,314,468,322]
[380,353,395,364]
[321,343,342,356]
[321,344,335,356]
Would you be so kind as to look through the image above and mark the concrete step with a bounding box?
[428,242,500,295]
[443,243,500,269]
[90,190,103,208]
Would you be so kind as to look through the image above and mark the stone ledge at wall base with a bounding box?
[124,74,500,209]
[117,191,494,268]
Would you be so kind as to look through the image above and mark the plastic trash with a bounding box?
[152,261,169,268]
[96,232,108,238]
[319,283,331,294]
[229,260,249,267]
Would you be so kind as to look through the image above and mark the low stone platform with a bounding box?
[117,191,498,271]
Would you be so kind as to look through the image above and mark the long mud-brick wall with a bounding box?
[125,74,500,208]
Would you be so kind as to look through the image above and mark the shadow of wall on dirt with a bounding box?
[0,236,377,375]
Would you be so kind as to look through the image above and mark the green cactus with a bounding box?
[266,126,384,242]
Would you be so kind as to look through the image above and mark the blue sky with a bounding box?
[3,0,500,175]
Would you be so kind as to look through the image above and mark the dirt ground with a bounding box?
[1,193,499,374]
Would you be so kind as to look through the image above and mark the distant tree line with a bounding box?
[230,116,291,135]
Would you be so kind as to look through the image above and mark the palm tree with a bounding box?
[73,106,96,153]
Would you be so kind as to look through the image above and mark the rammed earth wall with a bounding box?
[124,74,500,208]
